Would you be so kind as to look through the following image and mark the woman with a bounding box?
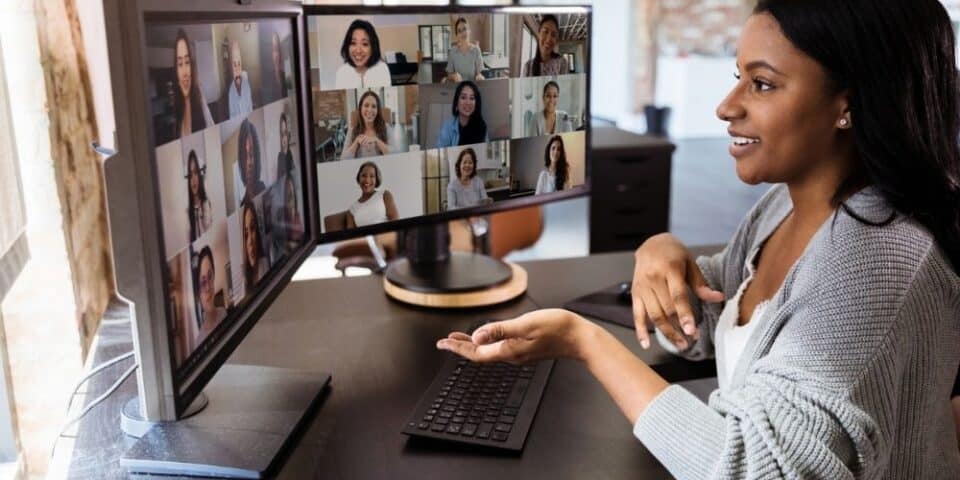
[194,246,225,334]
[522,15,569,77]
[534,135,569,195]
[238,119,266,204]
[241,200,269,289]
[263,32,288,103]
[342,91,390,159]
[446,147,490,210]
[436,81,487,148]
[346,161,399,228]
[444,17,485,83]
[173,29,213,139]
[531,81,572,137]
[335,19,391,90]
[185,149,212,241]
[276,112,294,177]
[227,40,253,118]
[439,1,960,478]
[281,174,304,246]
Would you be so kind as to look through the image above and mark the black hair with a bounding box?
[340,19,382,69]
[544,135,569,192]
[173,29,207,137]
[531,15,561,76]
[197,245,214,275]
[186,150,208,241]
[241,199,264,288]
[455,147,478,180]
[451,81,486,145]
[355,161,382,188]
[237,119,261,188]
[454,17,468,34]
[755,0,960,272]
[543,80,560,97]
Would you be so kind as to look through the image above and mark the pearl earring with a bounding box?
[839,118,849,127]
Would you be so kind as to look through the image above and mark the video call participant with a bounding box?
[241,199,270,288]
[166,256,194,365]
[186,150,213,241]
[228,40,254,118]
[535,135,570,195]
[531,81,573,136]
[271,174,304,260]
[522,15,569,77]
[342,91,390,159]
[238,119,266,204]
[276,112,294,177]
[263,32,288,103]
[439,1,960,477]
[436,81,487,148]
[346,161,399,228]
[445,17,484,83]
[335,20,391,90]
[446,147,490,209]
[195,245,225,333]
[173,29,213,139]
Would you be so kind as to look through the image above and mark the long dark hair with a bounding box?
[173,29,206,137]
[531,15,561,76]
[241,200,264,287]
[186,150,208,241]
[351,90,388,144]
[340,19,382,68]
[238,119,262,190]
[755,0,960,273]
[452,81,486,145]
[545,135,568,192]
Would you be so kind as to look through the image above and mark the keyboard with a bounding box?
[402,355,554,451]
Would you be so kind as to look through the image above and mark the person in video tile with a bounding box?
[195,245,225,333]
[342,91,390,159]
[241,200,270,288]
[173,29,213,139]
[281,174,304,246]
[335,20,391,90]
[535,135,570,195]
[446,147,490,210]
[276,112,294,177]
[186,149,212,241]
[346,161,399,228]
[263,32,288,103]
[228,40,254,118]
[445,17,485,83]
[523,15,569,77]
[238,119,266,203]
[532,81,573,136]
[436,81,487,148]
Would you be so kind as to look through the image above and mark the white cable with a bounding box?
[64,351,135,414]
[59,363,138,435]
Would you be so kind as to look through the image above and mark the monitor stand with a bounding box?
[383,223,527,308]
[119,364,331,478]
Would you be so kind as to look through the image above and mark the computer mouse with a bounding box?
[616,281,632,305]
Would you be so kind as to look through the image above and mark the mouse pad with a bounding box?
[563,283,652,331]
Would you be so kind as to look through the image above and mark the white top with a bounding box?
[535,169,562,195]
[227,71,253,118]
[348,189,387,227]
[530,110,573,137]
[334,61,392,90]
[714,247,770,390]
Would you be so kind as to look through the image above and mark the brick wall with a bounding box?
[657,0,750,57]
[314,89,347,123]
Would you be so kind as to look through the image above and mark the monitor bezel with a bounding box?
[303,4,593,244]
[108,0,317,420]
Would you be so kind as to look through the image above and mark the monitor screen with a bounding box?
[143,17,308,382]
[306,9,590,239]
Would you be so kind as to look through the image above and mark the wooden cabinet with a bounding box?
[589,126,675,253]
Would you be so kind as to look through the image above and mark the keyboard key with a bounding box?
[503,408,519,416]
[498,415,515,424]
[506,379,530,408]
[435,417,449,425]
[418,422,430,430]
[492,432,509,442]
[439,411,452,419]
[452,416,466,424]
[442,405,456,412]
[495,423,512,433]
[446,424,462,434]
[431,423,446,432]
[422,415,434,422]
[483,415,498,423]
[462,423,478,437]
[477,423,493,439]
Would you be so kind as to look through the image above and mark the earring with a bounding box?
[839,118,850,128]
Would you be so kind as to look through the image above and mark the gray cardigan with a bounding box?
[634,184,960,479]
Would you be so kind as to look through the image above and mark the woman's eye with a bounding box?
[753,79,773,92]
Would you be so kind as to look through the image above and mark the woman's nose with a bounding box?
[716,85,745,122]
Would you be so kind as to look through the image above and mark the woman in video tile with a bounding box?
[335,20,391,90]
[532,81,573,137]
[445,17,485,84]
[263,32,288,104]
[241,200,269,288]
[346,161,398,228]
[436,81,487,148]
[276,112,294,177]
[342,91,390,159]
[228,40,254,118]
[173,29,213,139]
[446,147,490,209]
[280,174,304,246]
[186,149,213,241]
[194,245,225,333]
[238,119,266,203]
[535,135,569,195]
[522,15,569,77]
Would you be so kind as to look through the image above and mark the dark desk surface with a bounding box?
[62,250,716,479]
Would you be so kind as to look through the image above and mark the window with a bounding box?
[419,25,451,61]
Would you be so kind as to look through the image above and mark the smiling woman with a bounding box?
[335,19,391,90]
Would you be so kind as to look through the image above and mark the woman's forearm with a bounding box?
[577,321,670,424]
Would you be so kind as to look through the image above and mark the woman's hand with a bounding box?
[632,233,724,350]
[436,309,594,364]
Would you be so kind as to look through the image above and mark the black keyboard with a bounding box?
[402,355,554,451]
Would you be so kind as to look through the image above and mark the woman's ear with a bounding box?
[836,91,852,130]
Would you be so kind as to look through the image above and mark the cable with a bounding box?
[64,350,135,414]
[51,362,138,459]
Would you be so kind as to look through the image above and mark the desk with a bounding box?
[60,251,716,479]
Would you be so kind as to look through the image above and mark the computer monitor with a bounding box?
[305,5,591,299]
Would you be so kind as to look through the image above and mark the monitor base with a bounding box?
[384,259,527,308]
[120,364,331,479]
